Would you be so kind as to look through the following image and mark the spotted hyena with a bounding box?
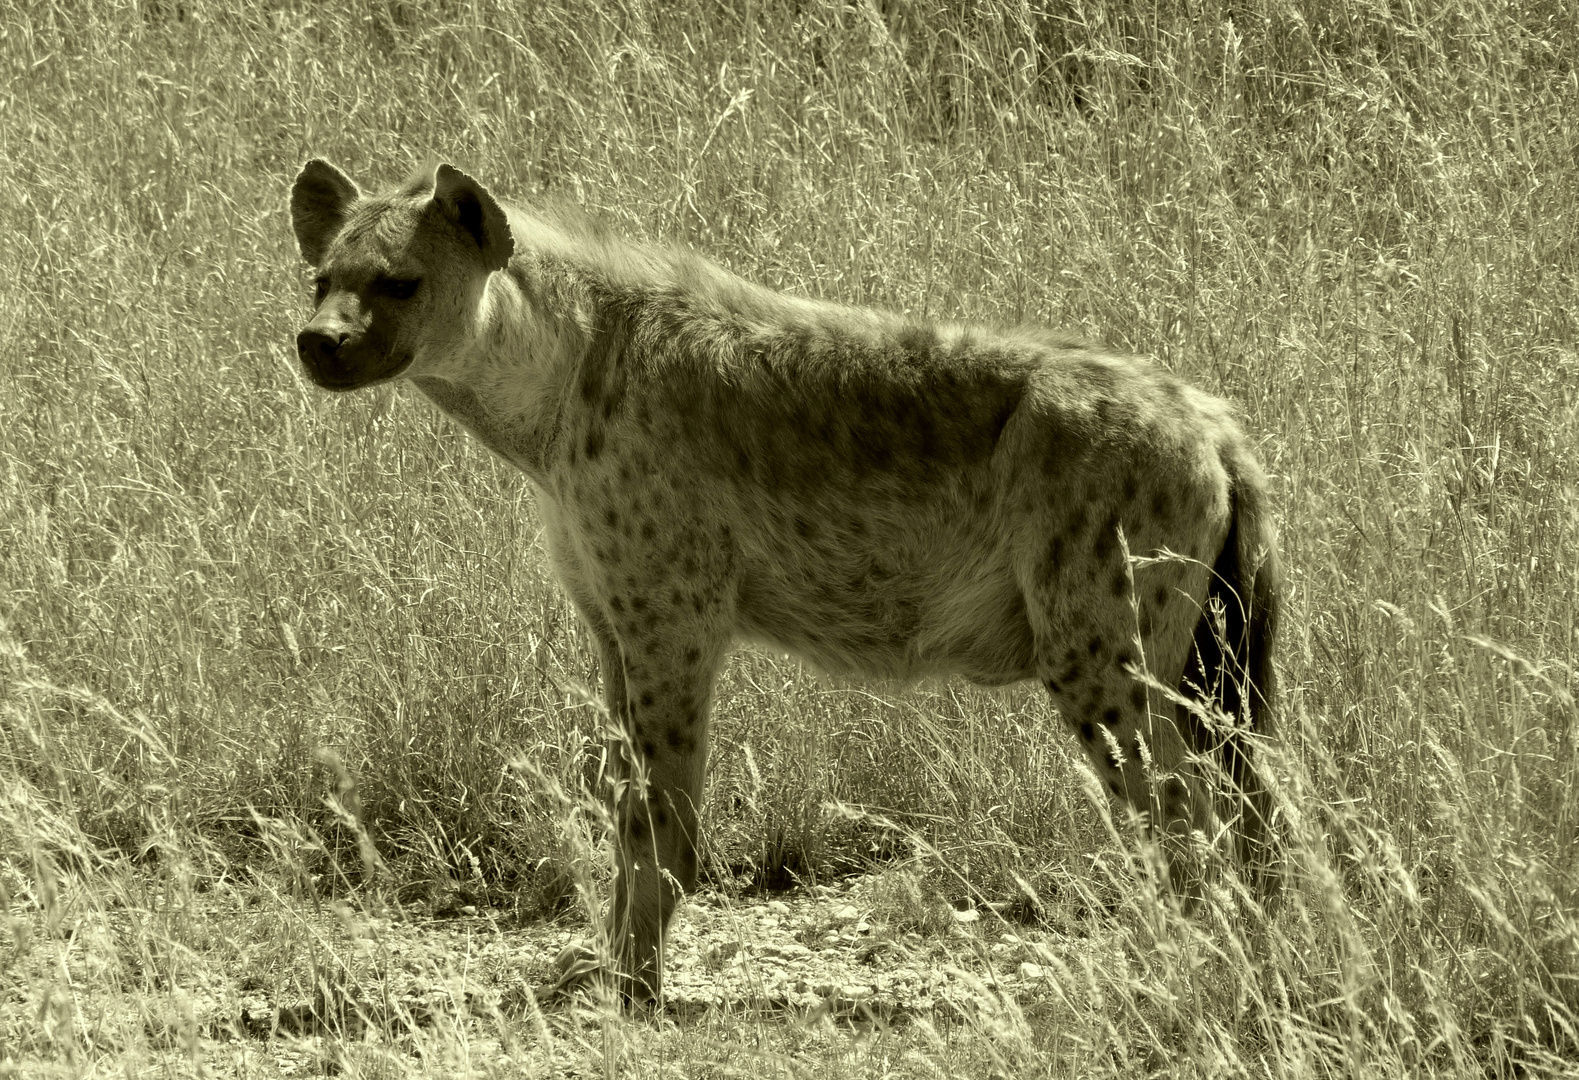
[290,158,1280,1003]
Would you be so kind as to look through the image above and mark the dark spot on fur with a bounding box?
[691,594,705,613]
[684,646,701,666]
[1093,514,1118,560]
[1079,721,1095,742]
[1108,779,1124,797]
[631,597,648,614]
[641,521,657,542]
[629,817,648,841]
[1130,685,1148,711]
[642,739,657,759]
[669,587,683,605]
[666,728,688,750]
[1049,536,1065,570]
[1084,685,1104,713]
[654,806,669,827]
[794,515,815,540]
[1115,648,1135,669]
[585,428,604,459]
[1153,585,1171,609]
[1112,570,1128,597]
[610,596,625,614]
[1151,490,1172,520]
[605,508,620,530]
[1105,748,1123,772]
[1067,504,1090,538]
[1087,637,1104,657]
[640,691,654,708]
[1122,475,1138,503]
[1103,707,1121,726]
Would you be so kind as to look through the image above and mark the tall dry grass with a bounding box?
[3,0,1578,1075]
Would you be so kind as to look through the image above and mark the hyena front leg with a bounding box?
[541,608,725,1003]
[540,503,735,1003]
[603,622,727,1001]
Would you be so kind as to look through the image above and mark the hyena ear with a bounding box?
[432,163,515,273]
[290,159,360,266]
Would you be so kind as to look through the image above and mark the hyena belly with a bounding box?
[727,480,1039,686]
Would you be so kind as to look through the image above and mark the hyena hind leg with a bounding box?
[1043,635,1219,901]
[1026,528,1223,899]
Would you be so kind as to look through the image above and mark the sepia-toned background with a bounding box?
[2,0,1576,1074]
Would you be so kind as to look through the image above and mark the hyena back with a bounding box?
[290,159,1280,1003]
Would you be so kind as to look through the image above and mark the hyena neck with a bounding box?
[408,269,578,483]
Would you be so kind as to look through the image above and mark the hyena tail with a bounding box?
[1182,461,1282,891]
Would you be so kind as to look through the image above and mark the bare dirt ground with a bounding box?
[2,869,1119,1077]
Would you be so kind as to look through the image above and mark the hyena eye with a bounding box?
[312,276,329,304]
[379,278,421,301]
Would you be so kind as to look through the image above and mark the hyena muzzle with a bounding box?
[289,158,1281,1005]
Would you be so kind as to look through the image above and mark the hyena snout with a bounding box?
[297,326,345,364]
[295,325,406,391]
[296,326,356,390]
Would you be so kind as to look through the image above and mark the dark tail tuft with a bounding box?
[1180,482,1281,891]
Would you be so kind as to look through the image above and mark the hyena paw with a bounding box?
[534,938,660,1009]
[533,939,604,1003]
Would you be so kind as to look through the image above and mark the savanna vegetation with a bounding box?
[2,0,1577,1075]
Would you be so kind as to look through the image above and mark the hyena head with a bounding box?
[289,159,514,391]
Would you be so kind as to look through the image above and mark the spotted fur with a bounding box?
[290,159,1281,1004]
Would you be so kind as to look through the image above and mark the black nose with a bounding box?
[297,327,346,366]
